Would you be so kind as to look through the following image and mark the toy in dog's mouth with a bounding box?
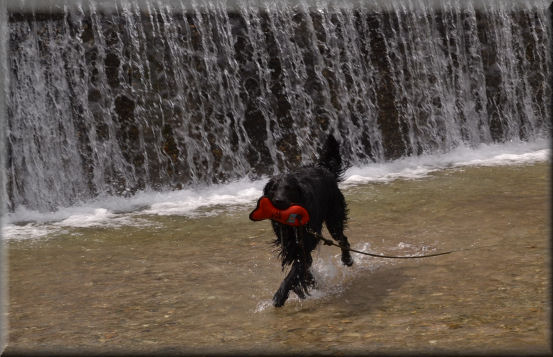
[249,196,309,226]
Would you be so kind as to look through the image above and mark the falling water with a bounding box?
[1,0,9,350]
[5,0,552,212]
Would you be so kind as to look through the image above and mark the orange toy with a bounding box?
[249,196,310,226]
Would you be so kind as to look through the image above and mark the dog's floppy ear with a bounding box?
[289,176,305,204]
[263,178,275,196]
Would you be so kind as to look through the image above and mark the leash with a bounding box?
[305,227,488,259]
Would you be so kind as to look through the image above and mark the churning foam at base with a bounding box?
[343,139,549,185]
[3,139,550,240]
[3,178,265,239]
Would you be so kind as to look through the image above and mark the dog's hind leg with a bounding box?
[336,234,354,267]
[328,225,353,266]
[325,205,353,266]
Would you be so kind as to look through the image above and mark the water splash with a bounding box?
[254,240,423,311]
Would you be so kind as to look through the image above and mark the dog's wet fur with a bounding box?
[263,134,353,307]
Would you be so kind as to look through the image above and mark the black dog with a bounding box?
[263,134,353,307]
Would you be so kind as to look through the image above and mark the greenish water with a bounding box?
[5,163,550,354]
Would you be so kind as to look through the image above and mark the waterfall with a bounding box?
[5,0,552,212]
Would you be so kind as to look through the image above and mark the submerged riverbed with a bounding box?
[4,162,550,354]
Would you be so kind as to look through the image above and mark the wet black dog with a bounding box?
[263,134,353,307]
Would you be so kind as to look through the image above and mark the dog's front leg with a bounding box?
[273,263,297,307]
[273,260,315,307]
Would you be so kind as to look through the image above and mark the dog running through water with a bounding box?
[263,134,353,307]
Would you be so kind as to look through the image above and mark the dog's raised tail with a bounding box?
[318,134,345,181]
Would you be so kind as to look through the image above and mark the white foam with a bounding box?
[343,139,549,185]
[456,149,549,167]
[141,184,263,216]
[3,139,549,240]
[2,223,60,241]
[55,208,113,227]
[53,208,152,228]
[3,178,265,240]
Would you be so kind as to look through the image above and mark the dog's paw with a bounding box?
[341,251,354,267]
[272,290,289,307]
[292,286,306,299]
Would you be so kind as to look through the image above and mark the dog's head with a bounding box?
[263,174,303,210]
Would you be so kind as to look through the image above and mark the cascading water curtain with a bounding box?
[6,0,552,212]
[1,0,9,350]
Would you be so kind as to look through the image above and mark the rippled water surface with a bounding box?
[5,163,550,354]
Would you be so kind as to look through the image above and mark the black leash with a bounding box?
[305,228,487,259]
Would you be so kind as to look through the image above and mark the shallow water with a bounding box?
[5,163,550,354]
